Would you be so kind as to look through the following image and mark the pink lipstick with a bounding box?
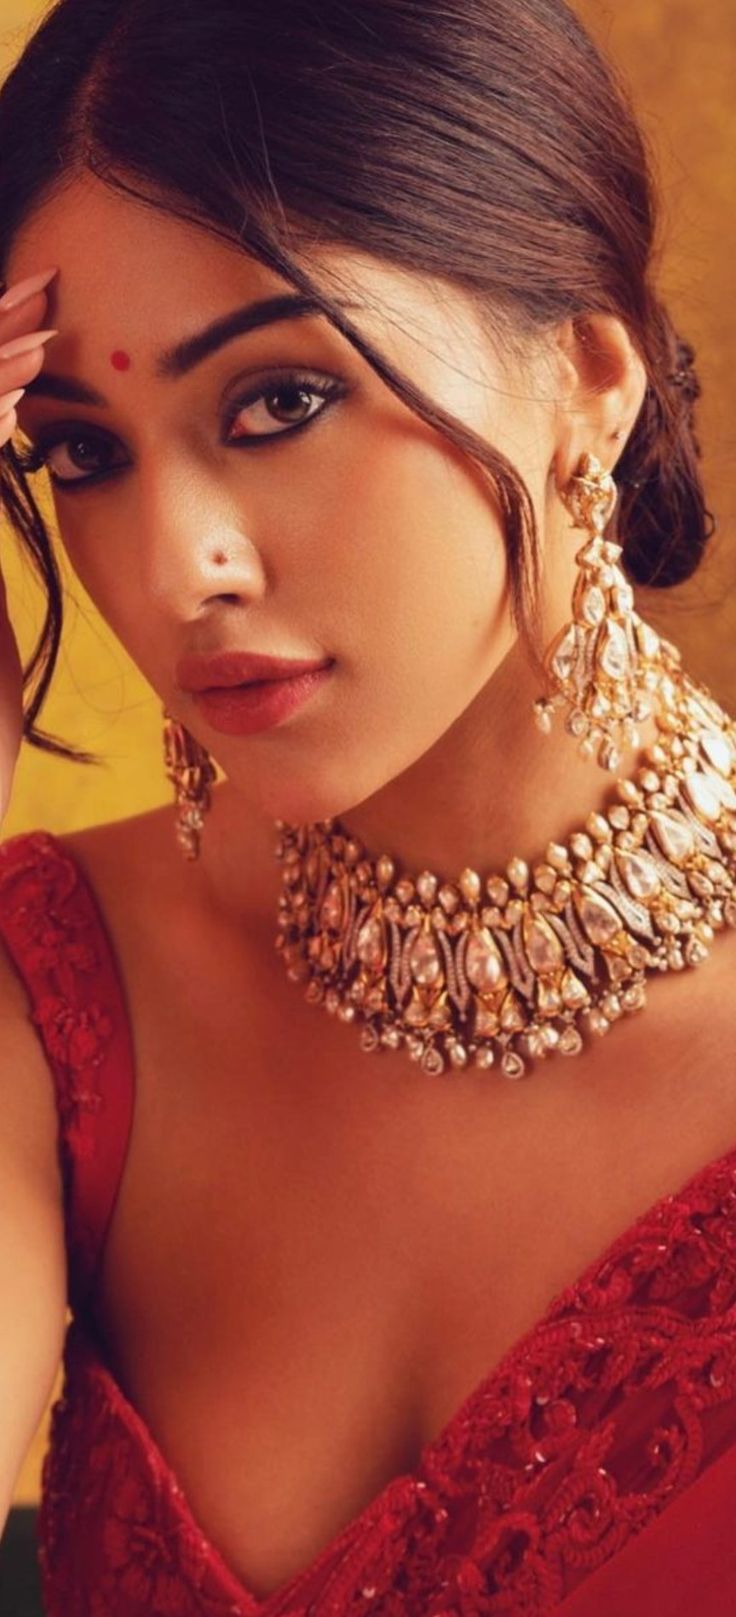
[176,651,334,736]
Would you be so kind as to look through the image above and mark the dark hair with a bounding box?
[0,0,715,757]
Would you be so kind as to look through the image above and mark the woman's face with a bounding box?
[8,174,564,824]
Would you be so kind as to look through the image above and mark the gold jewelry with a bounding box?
[274,450,736,1077]
[163,712,217,860]
[532,452,676,775]
[274,676,736,1078]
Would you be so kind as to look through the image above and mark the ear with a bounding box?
[549,313,648,486]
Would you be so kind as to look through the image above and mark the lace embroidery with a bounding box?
[0,833,116,1293]
[0,835,111,1159]
[37,1159,736,1617]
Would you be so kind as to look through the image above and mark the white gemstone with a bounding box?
[507,858,529,889]
[581,585,606,625]
[574,887,623,945]
[498,990,525,1033]
[501,1050,527,1079]
[459,868,481,904]
[376,855,395,887]
[356,917,386,969]
[597,619,630,680]
[621,981,646,1010]
[409,932,443,986]
[616,849,661,899]
[683,771,721,823]
[700,730,734,778]
[550,624,580,684]
[598,739,622,772]
[321,881,344,930]
[558,1025,584,1055]
[465,928,507,992]
[703,769,736,810]
[523,913,564,973]
[560,968,590,1009]
[650,810,694,864]
[636,620,660,659]
[416,871,438,906]
[565,709,589,739]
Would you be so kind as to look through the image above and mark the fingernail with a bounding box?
[0,267,58,312]
[0,328,59,359]
[0,388,26,410]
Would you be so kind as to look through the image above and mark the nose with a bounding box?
[136,467,267,620]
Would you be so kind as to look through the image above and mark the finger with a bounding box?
[0,267,58,313]
[0,342,53,394]
[0,328,58,361]
[0,287,57,349]
[0,389,25,416]
[0,405,19,447]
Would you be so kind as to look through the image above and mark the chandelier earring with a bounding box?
[532,451,682,773]
[163,712,217,860]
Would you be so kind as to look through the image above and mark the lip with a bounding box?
[188,662,335,736]
[176,650,333,692]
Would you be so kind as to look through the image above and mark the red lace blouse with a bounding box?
[1,828,736,1616]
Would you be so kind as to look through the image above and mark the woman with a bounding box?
[0,0,735,1612]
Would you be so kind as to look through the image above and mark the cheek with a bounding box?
[331,434,509,686]
[287,437,512,805]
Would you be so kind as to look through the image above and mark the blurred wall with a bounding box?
[1,0,735,1506]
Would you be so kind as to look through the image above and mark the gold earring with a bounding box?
[163,712,217,860]
[532,451,682,772]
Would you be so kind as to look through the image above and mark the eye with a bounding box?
[13,428,128,489]
[224,371,345,444]
[11,370,346,491]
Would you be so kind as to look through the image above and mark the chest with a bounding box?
[91,908,736,1599]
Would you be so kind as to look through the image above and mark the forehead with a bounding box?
[6,173,489,366]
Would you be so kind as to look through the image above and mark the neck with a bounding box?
[202,634,663,928]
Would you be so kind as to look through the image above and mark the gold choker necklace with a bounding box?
[273,665,736,1079]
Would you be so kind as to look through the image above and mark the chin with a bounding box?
[221,758,386,830]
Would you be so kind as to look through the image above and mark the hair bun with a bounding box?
[667,335,701,406]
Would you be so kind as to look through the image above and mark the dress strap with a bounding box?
[0,830,135,1315]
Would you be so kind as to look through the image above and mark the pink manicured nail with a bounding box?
[0,327,59,359]
[0,388,26,410]
[0,267,58,312]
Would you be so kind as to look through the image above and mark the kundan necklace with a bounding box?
[272,666,736,1078]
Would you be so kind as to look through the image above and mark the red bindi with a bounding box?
[110,349,131,371]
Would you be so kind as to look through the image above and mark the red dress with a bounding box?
[1,827,736,1617]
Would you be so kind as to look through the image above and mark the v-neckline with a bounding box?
[76,1131,736,1615]
[32,827,735,1612]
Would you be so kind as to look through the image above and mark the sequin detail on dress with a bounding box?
[1,829,736,1616]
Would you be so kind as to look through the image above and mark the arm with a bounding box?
[0,268,67,1528]
[0,942,66,1535]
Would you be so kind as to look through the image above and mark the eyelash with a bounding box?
[13,370,346,493]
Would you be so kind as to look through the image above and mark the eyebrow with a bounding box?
[23,293,326,406]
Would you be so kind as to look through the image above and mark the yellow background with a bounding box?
[2,0,735,1506]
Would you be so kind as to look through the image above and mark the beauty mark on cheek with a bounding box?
[110,349,131,371]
